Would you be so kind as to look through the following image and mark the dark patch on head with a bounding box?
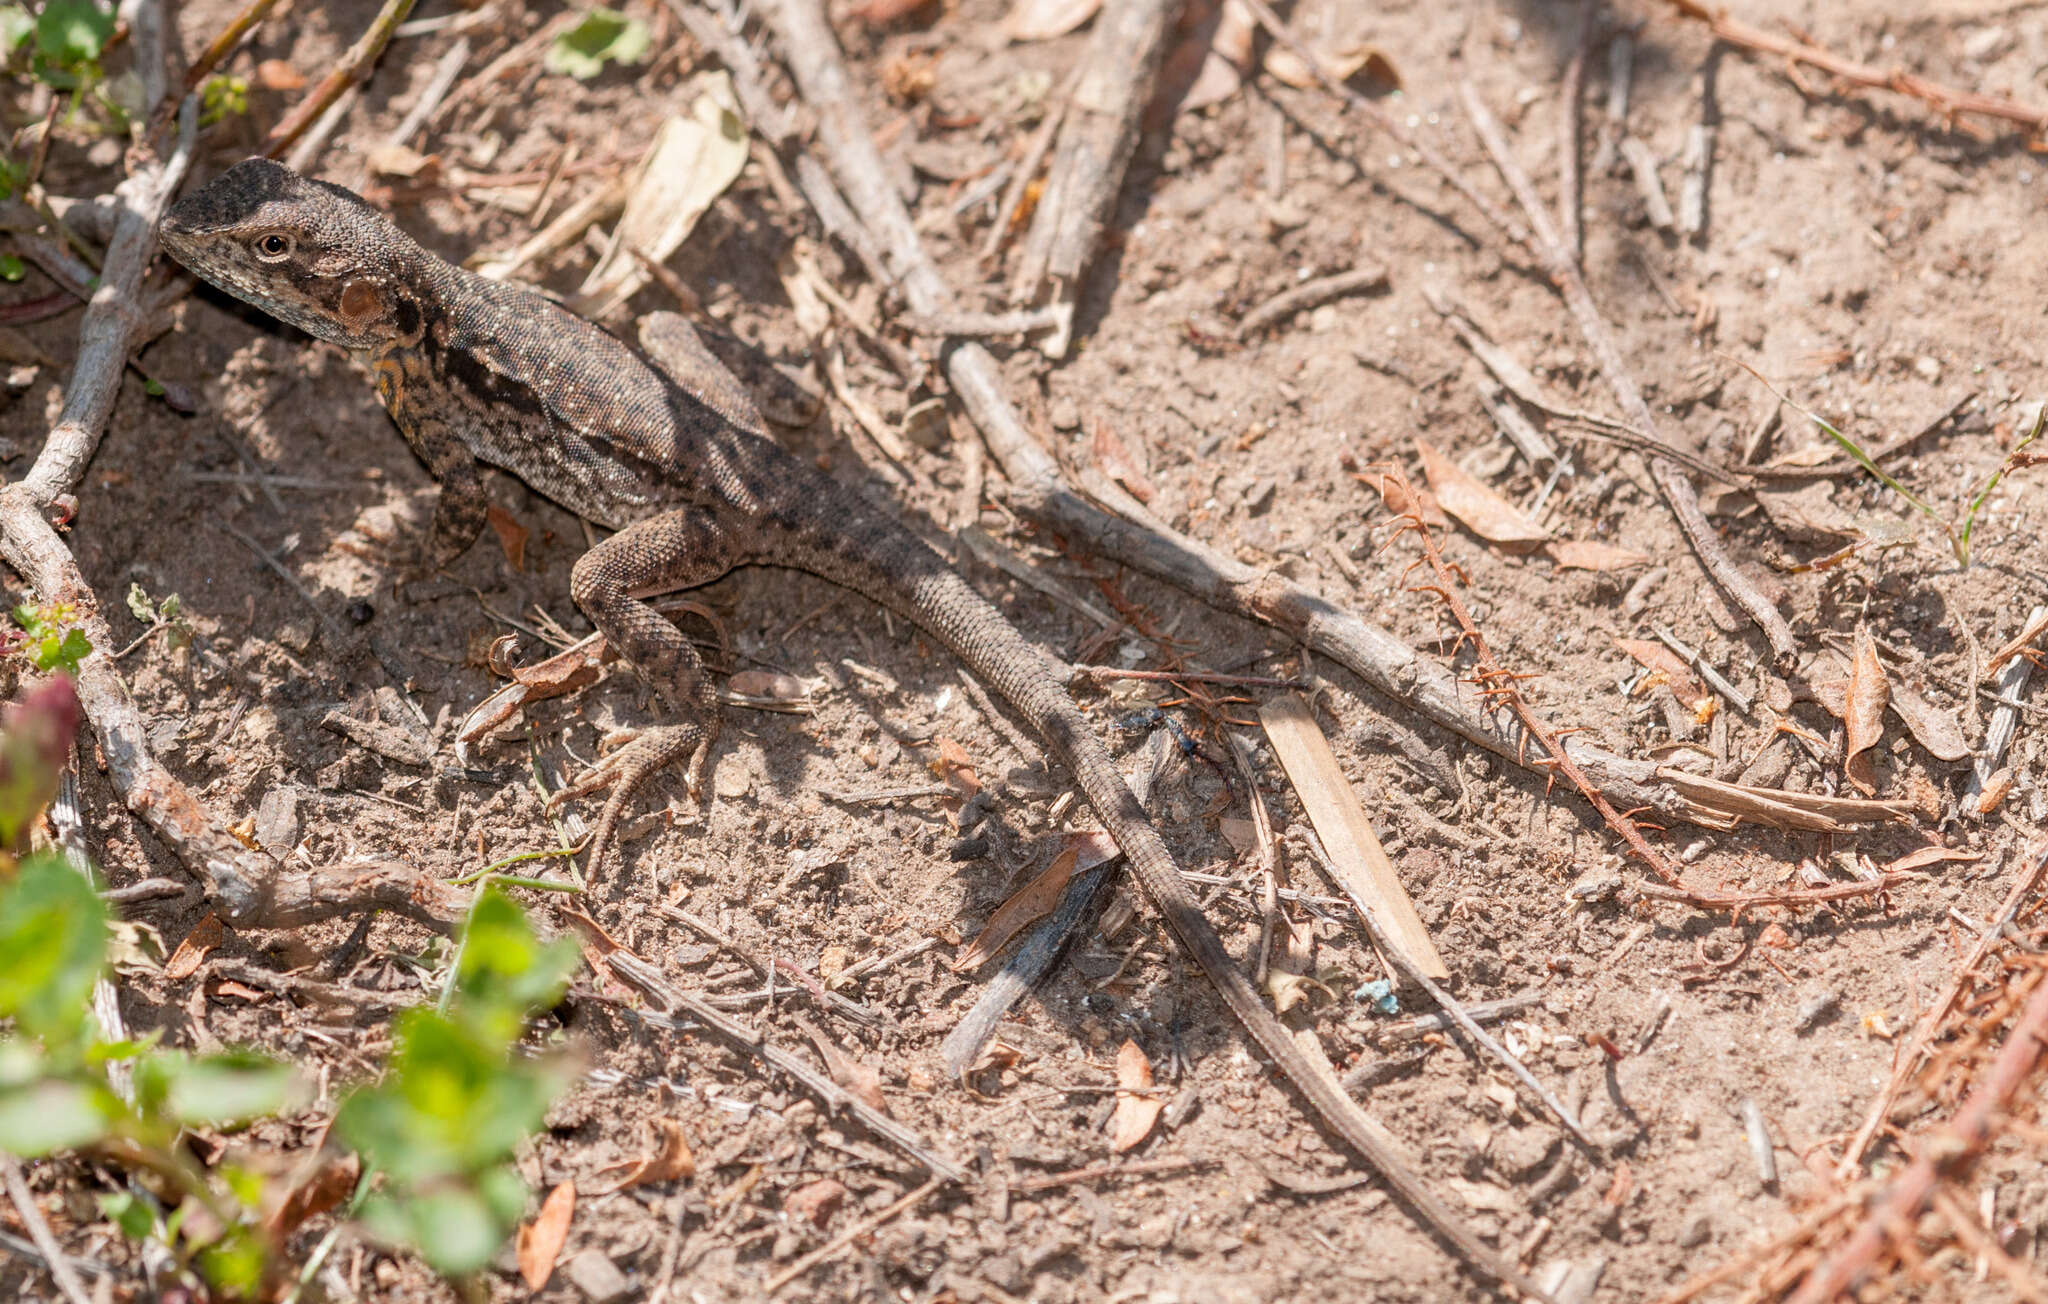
[162,158,307,237]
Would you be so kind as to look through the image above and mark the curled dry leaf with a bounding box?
[1265,42,1400,93]
[485,504,528,571]
[585,1118,696,1196]
[1885,845,1980,873]
[803,1024,888,1115]
[930,736,981,798]
[952,844,1079,971]
[784,1177,848,1227]
[1110,1038,1165,1152]
[165,912,226,983]
[1168,0,1257,114]
[1844,628,1889,796]
[266,1153,360,1241]
[1887,681,1968,762]
[517,1181,576,1290]
[1004,0,1102,42]
[1985,607,2048,676]
[1091,424,1156,503]
[1354,467,1447,527]
[1615,639,1707,706]
[1414,438,1550,548]
[1547,539,1650,572]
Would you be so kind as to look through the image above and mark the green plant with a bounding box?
[199,73,248,126]
[334,887,579,1277]
[546,7,651,80]
[126,582,193,652]
[0,678,580,1295]
[1741,361,2045,566]
[10,601,92,674]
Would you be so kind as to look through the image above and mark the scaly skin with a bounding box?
[160,159,1544,1300]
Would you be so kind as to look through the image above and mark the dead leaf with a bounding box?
[165,913,225,983]
[254,59,305,91]
[1975,768,2015,815]
[365,144,438,181]
[1109,1038,1164,1152]
[1615,639,1707,706]
[1264,43,1400,93]
[1355,468,1448,527]
[1446,1177,1520,1213]
[1169,0,1256,114]
[210,979,268,1003]
[1262,914,1328,1015]
[485,504,528,571]
[1004,0,1101,42]
[1757,923,1794,950]
[1844,628,1889,796]
[952,845,1079,971]
[1985,608,2048,676]
[227,815,260,850]
[586,1119,695,1197]
[802,1024,888,1115]
[517,1181,576,1290]
[1091,424,1156,503]
[784,1177,847,1227]
[1547,539,1651,572]
[1414,438,1550,548]
[1602,1161,1635,1208]
[267,1153,359,1240]
[1218,817,1260,856]
[726,669,808,702]
[849,0,937,20]
[1886,845,1981,873]
[1887,682,1968,762]
[930,736,981,798]
[572,85,749,317]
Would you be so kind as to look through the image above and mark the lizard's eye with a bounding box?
[253,232,293,260]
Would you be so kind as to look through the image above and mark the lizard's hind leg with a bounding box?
[553,507,738,873]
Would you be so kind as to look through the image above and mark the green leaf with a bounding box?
[33,0,111,68]
[545,8,650,80]
[0,254,22,283]
[134,1051,299,1129]
[362,1185,505,1277]
[197,1225,268,1296]
[0,1076,114,1154]
[0,853,106,1041]
[453,887,578,1040]
[35,627,93,675]
[0,6,34,55]
[125,583,158,626]
[100,1191,157,1242]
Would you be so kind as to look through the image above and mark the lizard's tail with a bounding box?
[833,540,1548,1301]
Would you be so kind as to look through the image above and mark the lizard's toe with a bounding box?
[555,723,709,875]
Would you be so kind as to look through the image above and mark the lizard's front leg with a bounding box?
[382,367,488,571]
[555,506,739,872]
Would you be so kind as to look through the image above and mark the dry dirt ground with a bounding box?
[6,0,2048,1301]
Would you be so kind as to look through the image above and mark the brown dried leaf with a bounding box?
[366,144,438,181]
[1261,914,1329,1014]
[1414,438,1550,548]
[1546,539,1651,572]
[1355,468,1448,527]
[952,845,1079,971]
[211,979,268,1003]
[1170,0,1256,113]
[784,1177,847,1228]
[584,1119,696,1197]
[1264,43,1400,93]
[1091,424,1156,503]
[1887,681,1968,762]
[485,504,528,571]
[1885,845,1981,873]
[803,1025,888,1115]
[1844,628,1889,796]
[517,1181,576,1290]
[1110,1038,1164,1152]
[228,815,260,850]
[1614,639,1706,705]
[726,669,809,703]
[1975,767,2015,815]
[930,736,981,798]
[165,913,225,983]
[849,0,937,21]
[267,1153,359,1240]
[1985,608,2048,676]
[254,59,306,91]
[1004,0,1101,42]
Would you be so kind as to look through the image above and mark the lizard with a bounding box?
[159,158,1545,1301]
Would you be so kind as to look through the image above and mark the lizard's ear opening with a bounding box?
[339,279,386,327]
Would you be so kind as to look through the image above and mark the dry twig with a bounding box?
[262,0,419,159]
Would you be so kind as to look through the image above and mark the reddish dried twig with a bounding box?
[1381,467,1686,887]
[1637,872,1909,915]
[261,0,418,159]
[1658,0,2048,141]
[1789,959,2048,1304]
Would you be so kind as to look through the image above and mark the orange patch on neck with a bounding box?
[339,280,383,323]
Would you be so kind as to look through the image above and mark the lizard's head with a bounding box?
[161,158,423,351]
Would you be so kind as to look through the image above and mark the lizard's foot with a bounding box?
[548,722,713,875]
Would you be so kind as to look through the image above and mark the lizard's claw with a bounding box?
[549,722,713,875]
